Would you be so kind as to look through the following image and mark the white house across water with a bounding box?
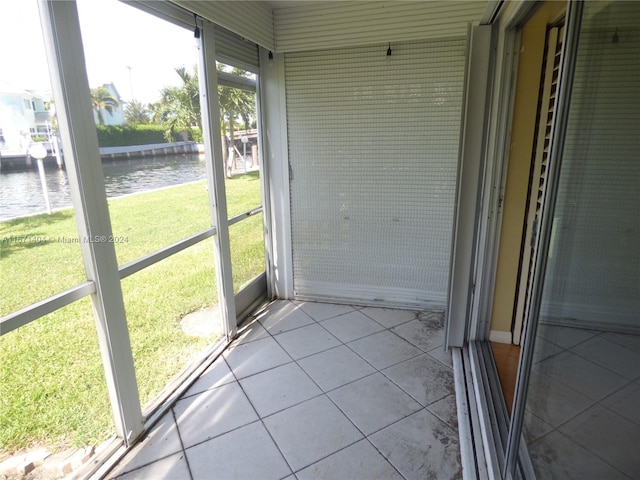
[0,80,50,156]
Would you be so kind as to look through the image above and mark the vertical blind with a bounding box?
[285,37,466,307]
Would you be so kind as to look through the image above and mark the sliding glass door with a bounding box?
[505,1,640,477]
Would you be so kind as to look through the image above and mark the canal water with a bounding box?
[0,153,207,221]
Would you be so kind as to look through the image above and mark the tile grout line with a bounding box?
[230,329,397,478]
[297,303,360,323]
[264,323,389,474]
[111,446,181,478]
[362,436,409,480]
[171,408,195,480]
[112,301,460,479]
[110,414,193,478]
[378,365,453,411]
[527,371,601,434]
[598,332,640,354]
[306,315,455,477]
[173,353,298,474]
[172,359,269,454]
[597,387,640,428]
[228,358,298,478]
[531,428,635,480]
[309,307,458,478]
[250,301,440,478]
[531,362,632,416]
[283,389,380,476]
[289,432,364,476]
[567,341,640,381]
[425,347,456,370]
[188,304,448,421]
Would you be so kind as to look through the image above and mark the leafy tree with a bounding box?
[151,64,256,168]
[124,99,150,124]
[90,87,119,125]
[151,66,201,141]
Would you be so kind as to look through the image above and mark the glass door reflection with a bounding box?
[521,2,640,477]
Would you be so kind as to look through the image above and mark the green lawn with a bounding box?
[0,172,264,454]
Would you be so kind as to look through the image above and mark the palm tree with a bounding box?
[151,64,256,166]
[124,99,150,124]
[152,66,201,140]
[90,87,119,125]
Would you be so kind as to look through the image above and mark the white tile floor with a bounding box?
[526,324,640,479]
[108,300,460,480]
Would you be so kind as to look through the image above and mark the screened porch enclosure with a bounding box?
[0,1,479,477]
[3,1,636,479]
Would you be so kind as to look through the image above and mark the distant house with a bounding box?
[0,80,51,155]
[93,82,125,126]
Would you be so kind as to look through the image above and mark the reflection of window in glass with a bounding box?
[524,3,640,479]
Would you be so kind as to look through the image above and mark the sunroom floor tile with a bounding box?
[108,300,460,480]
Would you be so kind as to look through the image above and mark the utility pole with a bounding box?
[126,65,134,100]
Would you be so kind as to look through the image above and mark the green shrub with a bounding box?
[96,124,203,146]
[96,124,167,147]
[187,128,203,143]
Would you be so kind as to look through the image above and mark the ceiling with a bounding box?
[264,0,343,9]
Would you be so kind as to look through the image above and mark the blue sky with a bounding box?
[0,0,199,104]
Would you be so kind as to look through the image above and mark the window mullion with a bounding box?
[38,0,143,446]
[198,20,238,339]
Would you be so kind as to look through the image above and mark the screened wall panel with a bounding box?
[286,38,466,307]
[540,1,640,330]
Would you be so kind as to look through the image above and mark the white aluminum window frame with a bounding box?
[216,63,273,319]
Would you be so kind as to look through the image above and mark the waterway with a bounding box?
[0,153,207,221]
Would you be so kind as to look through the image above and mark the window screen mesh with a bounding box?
[285,37,466,306]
